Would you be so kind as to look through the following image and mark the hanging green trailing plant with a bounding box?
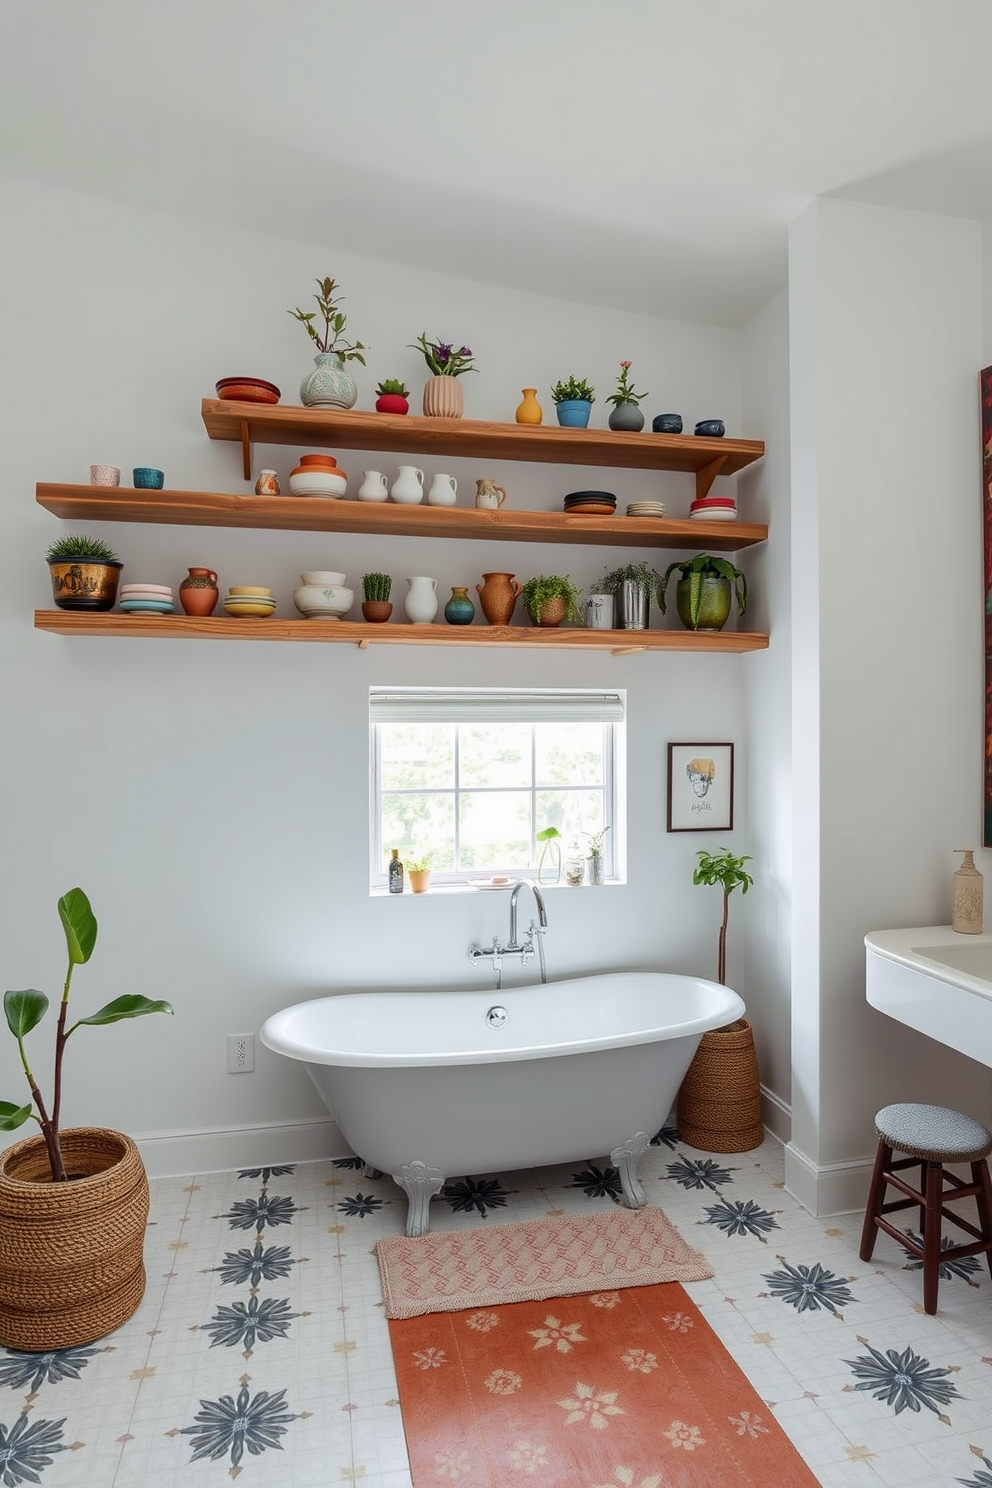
[657,554,747,628]
[692,848,753,986]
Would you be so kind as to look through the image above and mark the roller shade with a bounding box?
[369,688,625,724]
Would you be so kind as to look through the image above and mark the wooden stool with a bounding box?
[859,1102,992,1314]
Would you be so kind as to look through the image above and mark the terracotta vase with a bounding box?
[476,572,521,626]
[179,567,219,616]
[422,376,463,418]
[408,869,431,894]
[536,596,567,627]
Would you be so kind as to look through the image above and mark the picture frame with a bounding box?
[667,742,735,832]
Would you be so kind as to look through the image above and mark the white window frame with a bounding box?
[369,687,625,890]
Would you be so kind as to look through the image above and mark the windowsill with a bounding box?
[369,880,623,898]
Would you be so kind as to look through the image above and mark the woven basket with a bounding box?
[0,1126,149,1351]
[677,1018,764,1153]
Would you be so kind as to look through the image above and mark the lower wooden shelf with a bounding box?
[34,611,769,653]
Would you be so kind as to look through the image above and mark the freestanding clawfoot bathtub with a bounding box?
[260,971,745,1236]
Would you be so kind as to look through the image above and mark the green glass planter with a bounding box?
[675,574,732,632]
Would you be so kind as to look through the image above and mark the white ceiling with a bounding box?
[4,0,992,326]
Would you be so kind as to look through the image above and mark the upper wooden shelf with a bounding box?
[37,485,767,553]
[200,398,765,498]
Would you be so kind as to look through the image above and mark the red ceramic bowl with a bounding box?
[215,377,281,404]
[690,497,737,511]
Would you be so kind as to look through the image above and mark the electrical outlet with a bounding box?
[227,1032,255,1074]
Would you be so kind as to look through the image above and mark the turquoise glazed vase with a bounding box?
[444,586,476,625]
[300,353,358,410]
[555,399,592,428]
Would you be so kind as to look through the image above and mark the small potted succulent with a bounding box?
[585,825,611,885]
[520,574,583,627]
[361,572,393,623]
[374,379,410,415]
[551,376,595,429]
[606,360,649,432]
[288,274,368,410]
[46,534,123,612]
[657,554,748,632]
[406,852,434,894]
[408,334,476,418]
[598,561,661,630]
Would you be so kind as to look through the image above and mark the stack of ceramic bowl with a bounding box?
[689,495,738,522]
[562,490,616,516]
[223,586,277,618]
[288,454,348,497]
[119,582,175,615]
[626,499,667,519]
[293,571,354,619]
[215,376,281,405]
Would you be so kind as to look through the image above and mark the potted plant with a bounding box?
[677,849,763,1153]
[406,853,433,894]
[520,574,583,628]
[585,825,611,885]
[0,887,173,1349]
[362,572,393,623]
[605,359,649,432]
[551,376,595,429]
[598,561,660,630]
[657,553,748,632]
[375,379,410,415]
[288,274,368,409]
[536,826,562,885]
[408,334,476,418]
[46,534,123,612]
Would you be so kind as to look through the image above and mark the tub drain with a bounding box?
[486,1005,508,1028]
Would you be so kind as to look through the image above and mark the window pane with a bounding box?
[535,790,605,850]
[459,791,532,869]
[459,723,532,788]
[381,793,455,869]
[380,724,454,790]
[535,722,604,786]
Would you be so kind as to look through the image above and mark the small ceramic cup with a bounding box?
[133,467,165,488]
[90,464,121,486]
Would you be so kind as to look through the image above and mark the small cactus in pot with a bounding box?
[374,379,410,415]
[361,572,393,623]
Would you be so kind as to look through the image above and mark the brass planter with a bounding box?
[48,558,123,611]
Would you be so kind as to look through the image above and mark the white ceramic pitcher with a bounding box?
[426,473,458,507]
[404,576,438,623]
[391,466,425,504]
[357,470,389,502]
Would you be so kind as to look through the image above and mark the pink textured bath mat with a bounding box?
[375,1206,713,1319]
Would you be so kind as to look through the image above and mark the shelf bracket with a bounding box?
[695,455,729,502]
[239,420,252,482]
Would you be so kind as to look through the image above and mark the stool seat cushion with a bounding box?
[874,1102,992,1163]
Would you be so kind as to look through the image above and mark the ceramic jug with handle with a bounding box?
[476,571,521,625]
[391,466,425,505]
[475,478,507,510]
[358,470,389,503]
[404,576,439,623]
[426,473,458,506]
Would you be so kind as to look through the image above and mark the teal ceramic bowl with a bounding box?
[133,467,165,489]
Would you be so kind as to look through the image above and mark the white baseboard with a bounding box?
[135,1118,350,1178]
[784,1141,874,1217]
[760,1083,791,1146]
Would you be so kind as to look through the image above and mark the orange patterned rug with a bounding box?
[390,1281,821,1486]
[376,1207,713,1319]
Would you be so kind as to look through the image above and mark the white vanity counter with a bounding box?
[865,925,992,1066]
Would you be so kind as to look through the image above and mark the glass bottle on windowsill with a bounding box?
[565,844,585,886]
[388,849,404,894]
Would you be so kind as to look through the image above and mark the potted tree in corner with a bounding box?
[0,887,173,1349]
[676,849,763,1153]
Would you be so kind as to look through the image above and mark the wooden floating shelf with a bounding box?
[34,611,769,654]
[200,398,765,499]
[36,485,767,554]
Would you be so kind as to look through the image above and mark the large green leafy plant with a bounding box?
[1,889,173,1181]
[692,849,753,986]
[657,554,747,629]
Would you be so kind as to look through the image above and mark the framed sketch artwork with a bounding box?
[667,742,735,832]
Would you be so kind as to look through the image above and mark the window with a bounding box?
[369,688,625,888]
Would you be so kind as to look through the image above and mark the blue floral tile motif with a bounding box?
[181,1381,298,1470]
[442,1176,512,1216]
[237,1165,295,1184]
[337,1192,385,1218]
[844,1340,961,1420]
[702,1198,780,1241]
[665,1157,736,1192]
[212,1240,299,1288]
[0,1413,69,1484]
[650,1125,680,1149]
[0,1346,101,1394]
[957,1447,992,1487]
[201,1296,299,1353]
[220,1194,299,1231]
[900,1233,984,1283]
[762,1258,858,1315]
[567,1164,623,1202]
[331,1156,366,1170]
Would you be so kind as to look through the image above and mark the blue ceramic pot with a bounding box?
[444,586,476,625]
[555,399,592,429]
[608,402,645,432]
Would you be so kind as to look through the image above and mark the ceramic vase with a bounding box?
[404,576,438,623]
[476,572,521,626]
[608,402,645,432]
[426,474,458,507]
[422,376,463,418]
[48,559,122,612]
[179,567,219,617]
[515,388,543,424]
[300,353,358,410]
[390,466,425,504]
[444,586,475,625]
[555,399,592,429]
[357,471,389,502]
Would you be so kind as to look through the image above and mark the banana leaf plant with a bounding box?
[657,554,747,629]
[0,888,173,1181]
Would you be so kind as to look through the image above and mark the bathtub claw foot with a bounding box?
[362,1163,383,1180]
[394,1161,446,1237]
[610,1131,650,1210]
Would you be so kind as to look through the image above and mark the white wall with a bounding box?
[0,175,759,1174]
[785,197,991,1213]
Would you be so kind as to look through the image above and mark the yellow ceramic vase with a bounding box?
[515,388,543,425]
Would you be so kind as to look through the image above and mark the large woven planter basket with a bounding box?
[0,1126,149,1351]
[677,1017,764,1153]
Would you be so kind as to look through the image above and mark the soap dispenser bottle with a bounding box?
[952,849,983,934]
[388,848,404,895]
